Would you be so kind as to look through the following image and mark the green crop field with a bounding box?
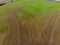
[0,0,60,45]
[0,0,60,33]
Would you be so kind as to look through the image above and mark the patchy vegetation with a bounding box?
[0,0,60,45]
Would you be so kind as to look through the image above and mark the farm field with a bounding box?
[0,0,60,45]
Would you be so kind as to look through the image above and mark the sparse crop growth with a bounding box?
[0,0,60,45]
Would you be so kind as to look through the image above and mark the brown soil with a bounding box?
[0,8,60,45]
